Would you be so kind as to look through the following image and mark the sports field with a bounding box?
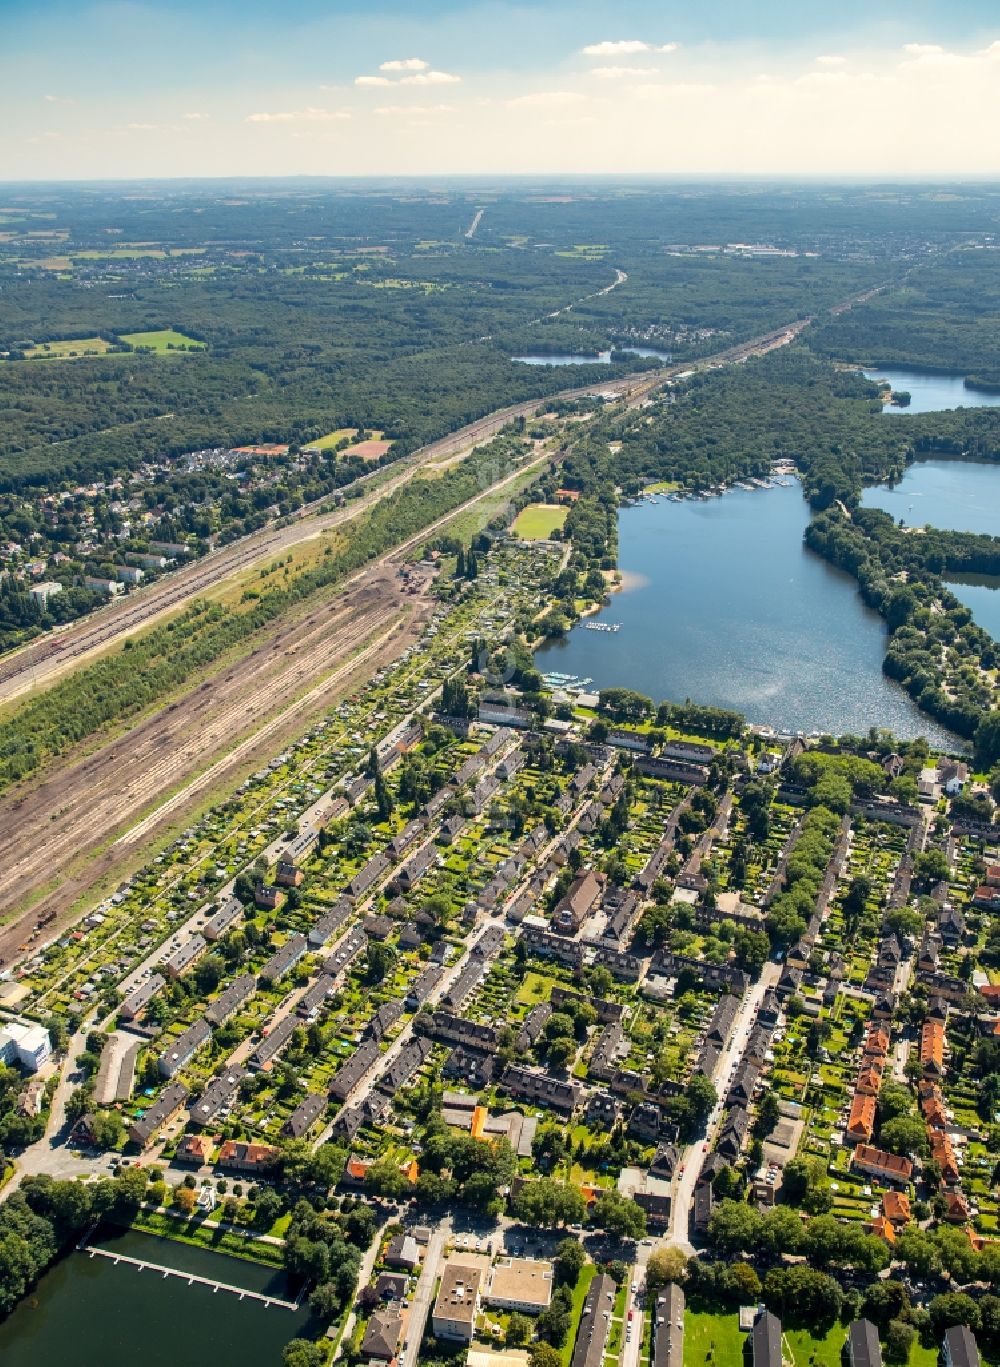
[511,503,567,539]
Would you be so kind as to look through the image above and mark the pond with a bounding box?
[861,458,1000,537]
[862,367,1000,414]
[535,484,959,746]
[0,1225,311,1367]
[512,351,612,366]
[511,346,672,366]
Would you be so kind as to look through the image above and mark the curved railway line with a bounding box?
[0,316,809,707]
[0,303,844,960]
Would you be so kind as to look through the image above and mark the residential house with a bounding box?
[569,1273,616,1367]
[158,1018,212,1079]
[205,974,256,1026]
[851,1145,913,1186]
[361,1308,402,1362]
[128,1081,188,1148]
[215,1140,279,1174]
[752,1310,783,1367]
[432,1258,484,1342]
[943,1326,981,1367]
[284,1092,327,1139]
[847,1318,883,1367]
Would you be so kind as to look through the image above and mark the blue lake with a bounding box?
[535,484,960,746]
[947,575,1000,641]
[861,458,1000,537]
[0,1226,309,1367]
[863,367,1000,414]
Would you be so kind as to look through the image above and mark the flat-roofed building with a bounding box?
[432,1259,485,1342]
[485,1258,553,1314]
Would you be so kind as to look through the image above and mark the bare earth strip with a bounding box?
[0,446,553,963]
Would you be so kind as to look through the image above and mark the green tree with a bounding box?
[506,1313,532,1347]
[646,1246,689,1288]
[589,1192,646,1241]
[554,1237,586,1286]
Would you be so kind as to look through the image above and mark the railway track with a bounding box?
[0,316,811,706]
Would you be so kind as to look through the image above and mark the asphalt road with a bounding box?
[663,959,781,1251]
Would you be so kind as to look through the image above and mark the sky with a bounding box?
[2,0,999,180]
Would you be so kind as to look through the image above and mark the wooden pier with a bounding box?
[79,1240,298,1309]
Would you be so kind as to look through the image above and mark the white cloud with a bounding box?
[183,112,207,120]
[127,122,167,131]
[246,107,351,123]
[399,69,461,85]
[815,54,846,66]
[375,103,455,116]
[581,39,677,57]
[43,94,74,104]
[589,65,657,79]
[581,39,651,56]
[355,75,392,87]
[902,42,944,56]
[379,57,428,72]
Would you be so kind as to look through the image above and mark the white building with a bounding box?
[29,581,62,608]
[0,1020,52,1072]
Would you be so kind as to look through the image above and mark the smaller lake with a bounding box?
[0,1225,311,1367]
[862,367,1000,414]
[511,346,671,366]
[947,574,1000,641]
[861,458,1000,536]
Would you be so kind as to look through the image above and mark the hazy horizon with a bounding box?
[3,0,999,180]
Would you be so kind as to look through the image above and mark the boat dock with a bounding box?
[78,1240,299,1310]
[584,621,620,633]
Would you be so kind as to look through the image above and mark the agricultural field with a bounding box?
[19,336,115,360]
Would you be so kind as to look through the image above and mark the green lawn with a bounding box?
[120,328,206,352]
[512,503,567,540]
[683,1311,947,1367]
[785,1323,846,1365]
[683,1308,744,1365]
[305,427,359,450]
[515,970,559,1005]
[561,1265,597,1367]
